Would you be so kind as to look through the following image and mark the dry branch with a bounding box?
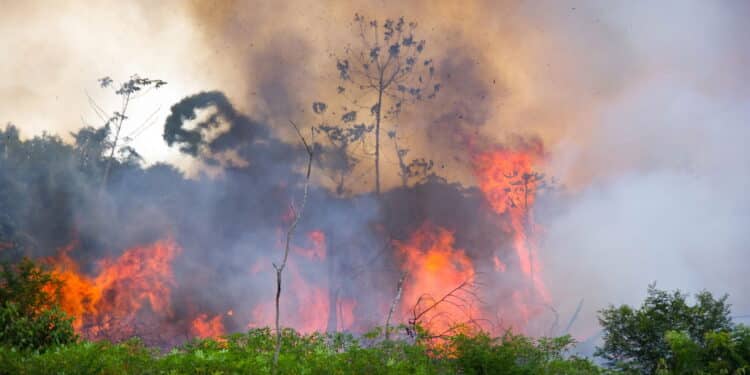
[272,120,314,374]
[384,272,407,340]
[407,279,480,339]
[563,299,584,335]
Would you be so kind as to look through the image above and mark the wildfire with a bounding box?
[34,145,555,343]
[46,238,181,338]
[191,314,225,339]
[472,147,551,325]
[249,230,355,333]
[395,222,479,335]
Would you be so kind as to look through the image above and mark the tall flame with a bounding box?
[472,148,550,327]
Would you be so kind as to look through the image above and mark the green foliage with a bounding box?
[1,258,62,312]
[0,302,76,353]
[0,327,601,375]
[446,332,602,375]
[657,325,750,374]
[0,258,77,351]
[596,284,733,374]
[0,339,155,375]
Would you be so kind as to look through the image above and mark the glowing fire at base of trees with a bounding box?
[39,145,555,342]
[45,239,180,340]
[394,222,480,336]
[33,142,550,346]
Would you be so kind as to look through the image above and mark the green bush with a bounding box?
[659,325,750,374]
[596,284,732,373]
[0,258,77,351]
[446,332,602,375]
[0,339,155,375]
[0,328,602,375]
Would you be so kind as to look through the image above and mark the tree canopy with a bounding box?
[597,284,734,373]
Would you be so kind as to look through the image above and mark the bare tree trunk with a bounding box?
[326,246,338,333]
[326,287,340,333]
[524,180,534,289]
[393,137,409,187]
[272,121,313,375]
[101,92,131,191]
[374,77,383,195]
[384,272,407,340]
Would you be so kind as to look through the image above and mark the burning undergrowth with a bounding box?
[0,91,555,347]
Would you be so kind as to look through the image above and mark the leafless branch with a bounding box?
[384,272,407,340]
[562,299,584,335]
[271,120,314,374]
[405,279,484,340]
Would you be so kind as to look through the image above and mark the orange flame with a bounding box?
[47,238,181,337]
[472,147,550,325]
[191,313,225,339]
[395,222,479,335]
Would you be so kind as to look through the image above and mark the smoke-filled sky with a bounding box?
[2,0,750,339]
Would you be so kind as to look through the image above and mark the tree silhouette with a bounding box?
[325,14,439,194]
[311,102,373,195]
[388,129,434,187]
[96,75,166,190]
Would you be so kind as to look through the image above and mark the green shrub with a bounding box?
[660,325,750,374]
[597,284,732,373]
[446,332,601,375]
[0,258,77,351]
[0,328,603,375]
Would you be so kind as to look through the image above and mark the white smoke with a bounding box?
[538,0,750,345]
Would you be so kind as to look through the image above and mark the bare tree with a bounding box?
[311,104,373,195]
[272,121,314,374]
[96,75,166,190]
[388,130,434,187]
[384,272,407,340]
[332,14,439,194]
[505,169,559,299]
[309,105,378,332]
[562,299,584,335]
[406,279,485,341]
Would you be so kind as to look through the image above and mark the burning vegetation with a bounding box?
[0,12,562,352]
[12,133,554,347]
[4,2,750,372]
[45,239,183,343]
